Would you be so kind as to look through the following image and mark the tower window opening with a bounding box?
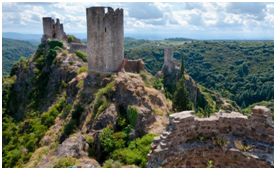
[105,28,106,32]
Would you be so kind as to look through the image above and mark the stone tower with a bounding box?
[86,7,124,73]
[42,17,54,37]
[41,17,66,43]
[164,48,175,73]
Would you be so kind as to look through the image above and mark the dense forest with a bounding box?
[3,38,274,110]
[2,38,39,76]
[124,40,274,108]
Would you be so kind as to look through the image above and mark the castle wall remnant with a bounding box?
[41,17,66,43]
[146,106,274,168]
[86,7,124,73]
[69,43,87,54]
[124,59,145,73]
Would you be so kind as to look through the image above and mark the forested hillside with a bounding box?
[124,40,274,108]
[2,38,38,76]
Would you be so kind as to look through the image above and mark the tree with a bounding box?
[241,101,246,109]
[180,53,185,78]
[172,53,192,111]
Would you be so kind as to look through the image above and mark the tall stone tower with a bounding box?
[164,48,175,73]
[86,7,124,73]
[42,17,54,37]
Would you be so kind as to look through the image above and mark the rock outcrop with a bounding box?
[55,133,89,158]
[36,134,100,168]
[101,72,172,136]
[146,106,274,168]
[93,104,118,130]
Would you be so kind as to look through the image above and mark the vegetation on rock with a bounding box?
[172,53,192,111]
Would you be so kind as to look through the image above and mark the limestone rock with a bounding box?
[55,133,89,159]
[93,104,118,130]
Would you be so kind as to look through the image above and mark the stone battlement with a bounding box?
[146,106,274,168]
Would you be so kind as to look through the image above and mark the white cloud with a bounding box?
[2,2,274,39]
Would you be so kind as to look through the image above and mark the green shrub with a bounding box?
[99,126,127,154]
[62,80,68,88]
[111,133,158,167]
[93,82,115,114]
[127,106,139,127]
[71,104,84,124]
[41,107,59,127]
[9,62,20,77]
[76,80,84,88]
[19,56,26,62]
[67,35,74,43]
[69,61,74,65]
[53,157,76,168]
[103,159,123,168]
[77,66,88,75]
[76,50,87,62]
[60,104,72,119]
[64,119,77,136]
[45,49,57,66]
[61,50,68,56]
[48,40,63,49]
[152,77,163,90]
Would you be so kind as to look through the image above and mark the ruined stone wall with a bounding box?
[42,17,66,43]
[86,7,124,73]
[55,19,65,40]
[69,43,87,54]
[146,106,274,168]
[124,59,145,73]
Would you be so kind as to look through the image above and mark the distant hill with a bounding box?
[2,32,42,41]
[165,37,194,41]
[124,40,274,108]
[2,38,38,76]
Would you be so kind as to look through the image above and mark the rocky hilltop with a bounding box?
[2,35,174,167]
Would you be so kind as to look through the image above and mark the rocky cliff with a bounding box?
[146,106,274,168]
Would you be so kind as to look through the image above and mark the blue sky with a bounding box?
[2,2,274,40]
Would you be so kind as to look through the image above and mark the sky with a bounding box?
[2,2,274,40]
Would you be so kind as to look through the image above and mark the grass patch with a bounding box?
[53,157,76,168]
[76,80,84,88]
[61,50,68,56]
[139,71,151,87]
[152,109,164,116]
[77,66,88,75]
[92,81,115,115]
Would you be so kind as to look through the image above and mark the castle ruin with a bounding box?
[86,7,124,73]
[41,17,66,43]
[146,106,274,168]
[163,48,179,73]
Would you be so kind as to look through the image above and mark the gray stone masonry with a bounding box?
[69,43,87,54]
[146,106,274,168]
[164,48,177,73]
[86,7,124,73]
[41,17,66,43]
